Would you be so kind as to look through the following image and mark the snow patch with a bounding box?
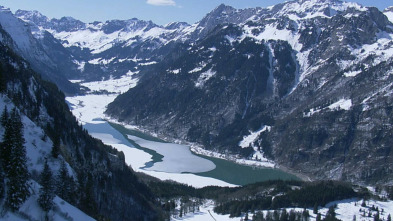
[80,72,138,94]
[384,11,393,23]
[195,69,216,87]
[344,70,362,77]
[239,126,271,149]
[328,98,352,111]
[168,68,181,74]
[189,62,207,73]
[304,98,352,117]
[138,61,157,66]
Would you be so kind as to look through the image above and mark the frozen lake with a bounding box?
[127,134,216,173]
[84,120,216,174]
[66,81,298,188]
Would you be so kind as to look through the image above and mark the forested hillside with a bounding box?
[0,25,162,220]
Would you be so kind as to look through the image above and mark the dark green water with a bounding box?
[109,122,299,185]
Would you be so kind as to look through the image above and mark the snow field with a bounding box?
[179,199,393,221]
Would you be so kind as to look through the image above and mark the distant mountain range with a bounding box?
[1,0,393,186]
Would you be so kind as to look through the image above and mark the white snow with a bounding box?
[142,171,237,188]
[304,98,352,117]
[384,10,393,23]
[174,200,236,221]
[189,62,207,73]
[169,68,181,74]
[183,199,393,221]
[274,0,366,20]
[343,70,362,77]
[1,94,74,177]
[89,132,153,170]
[0,7,32,53]
[67,94,118,124]
[48,22,171,54]
[328,98,352,111]
[195,69,216,87]
[349,31,393,67]
[127,135,216,173]
[69,79,83,83]
[138,61,158,66]
[0,181,95,221]
[237,126,275,167]
[1,93,91,220]
[239,126,271,149]
[191,144,275,168]
[81,73,138,94]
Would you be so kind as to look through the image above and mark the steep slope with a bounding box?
[0,96,95,221]
[0,24,162,220]
[106,0,393,185]
[0,7,79,94]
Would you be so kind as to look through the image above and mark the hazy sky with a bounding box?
[0,0,391,25]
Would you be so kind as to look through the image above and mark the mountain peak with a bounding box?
[164,21,190,30]
[273,0,366,19]
[384,6,393,13]
[15,9,49,25]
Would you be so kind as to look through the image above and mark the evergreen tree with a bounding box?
[280,209,288,221]
[316,213,322,221]
[387,214,391,221]
[253,211,264,221]
[38,160,55,214]
[4,108,30,211]
[373,211,380,221]
[324,206,339,221]
[0,67,5,93]
[1,112,13,174]
[51,135,60,158]
[289,210,296,221]
[0,160,4,199]
[1,105,8,127]
[79,174,98,216]
[302,208,310,219]
[56,161,70,201]
[313,203,319,214]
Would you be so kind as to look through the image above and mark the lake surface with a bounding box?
[107,122,299,186]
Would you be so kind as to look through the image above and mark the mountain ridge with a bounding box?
[105,0,393,185]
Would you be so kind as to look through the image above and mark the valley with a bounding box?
[66,78,299,187]
[0,0,393,220]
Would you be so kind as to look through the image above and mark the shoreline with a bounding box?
[104,116,310,182]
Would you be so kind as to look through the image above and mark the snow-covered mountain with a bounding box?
[15,9,195,81]
[0,7,80,94]
[384,6,393,23]
[105,0,393,185]
[4,0,393,185]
